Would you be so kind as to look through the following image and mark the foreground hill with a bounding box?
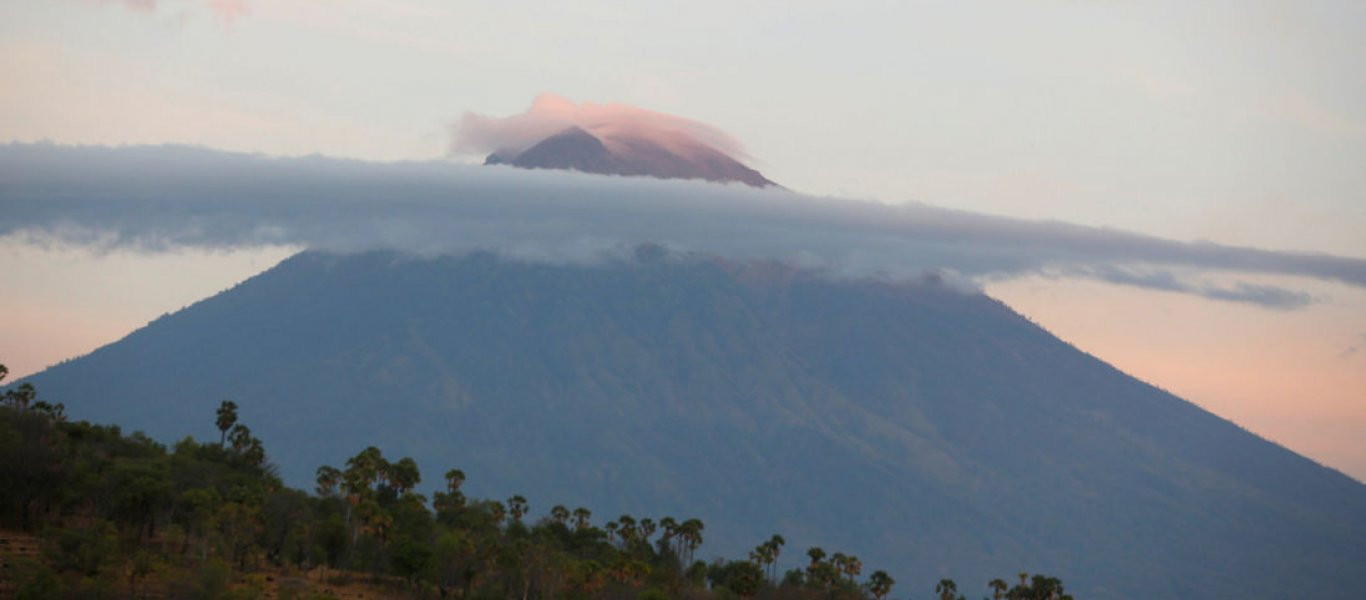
[20,250,1366,599]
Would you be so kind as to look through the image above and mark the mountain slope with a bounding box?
[20,250,1366,599]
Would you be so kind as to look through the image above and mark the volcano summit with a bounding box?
[485,125,775,187]
[456,93,777,187]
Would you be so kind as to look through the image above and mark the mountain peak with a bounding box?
[487,126,776,187]
[485,126,613,173]
[460,95,778,187]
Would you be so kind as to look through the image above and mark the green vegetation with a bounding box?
[0,364,1073,599]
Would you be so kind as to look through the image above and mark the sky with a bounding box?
[1,0,1364,479]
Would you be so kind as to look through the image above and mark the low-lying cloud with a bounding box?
[451,93,749,161]
[3,143,1364,310]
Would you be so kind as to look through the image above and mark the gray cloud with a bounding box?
[3,143,1364,309]
[1056,265,1316,310]
[1344,333,1366,359]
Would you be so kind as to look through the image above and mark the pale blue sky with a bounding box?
[2,0,1364,478]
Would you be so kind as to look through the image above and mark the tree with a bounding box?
[315,465,342,497]
[937,578,961,600]
[749,535,783,583]
[572,507,592,531]
[507,495,529,524]
[3,382,36,412]
[806,546,826,567]
[765,534,785,581]
[1005,573,1073,600]
[658,516,678,552]
[1,365,35,414]
[678,518,704,564]
[386,457,421,496]
[616,514,637,546]
[488,500,506,526]
[989,578,1009,600]
[550,504,570,526]
[639,517,657,543]
[866,570,895,600]
[434,468,467,516]
[709,559,764,599]
[830,552,860,583]
[390,535,435,586]
[215,400,237,447]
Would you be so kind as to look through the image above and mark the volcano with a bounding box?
[17,249,1366,600]
[485,126,777,187]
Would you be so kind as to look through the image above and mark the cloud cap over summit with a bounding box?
[453,94,775,187]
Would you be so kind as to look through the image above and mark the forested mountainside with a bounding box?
[16,250,1366,599]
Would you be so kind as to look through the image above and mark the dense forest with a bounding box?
[0,364,1073,599]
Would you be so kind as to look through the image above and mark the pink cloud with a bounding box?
[207,0,250,23]
[452,93,751,161]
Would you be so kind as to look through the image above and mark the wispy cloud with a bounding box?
[3,143,1364,310]
[1055,265,1316,310]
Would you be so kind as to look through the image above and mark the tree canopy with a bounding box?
[0,364,1074,599]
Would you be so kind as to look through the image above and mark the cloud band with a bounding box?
[3,144,1362,309]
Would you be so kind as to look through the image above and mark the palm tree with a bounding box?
[679,518,704,564]
[616,514,637,545]
[988,578,1009,600]
[315,465,342,497]
[806,546,826,567]
[658,516,678,557]
[639,517,656,543]
[387,457,421,496]
[215,400,238,447]
[444,468,466,492]
[766,534,785,581]
[866,570,895,600]
[936,578,959,600]
[488,500,506,526]
[572,507,592,531]
[228,423,253,452]
[550,504,570,525]
[843,554,861,582]
[748,542,771,569]
[507,495,529,523]
[830,552,847,581]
